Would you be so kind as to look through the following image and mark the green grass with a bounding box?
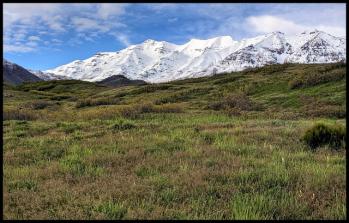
[3,63,346,220]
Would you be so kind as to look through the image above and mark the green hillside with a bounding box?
[3,63,346,220]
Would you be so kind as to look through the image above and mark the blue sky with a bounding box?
[3,3,346,71]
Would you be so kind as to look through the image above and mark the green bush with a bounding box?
[3,108,38,121]
[26,100,52,110]
[154,88,209,105]
[138,103,155,113]
[153,104,183,113]
[111,119,136,131]
[130,84,171,94]
[208,92,254,111]
[56,122,82,134]
[303,105,346,119]
[118,106,142,119]
[289,68,345,89]
[76,98,120,108]
[302,123,346,150]
[50,95,71,100]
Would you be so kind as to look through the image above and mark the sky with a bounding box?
[3,3,346,71]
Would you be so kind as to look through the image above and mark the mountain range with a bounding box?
[4,30,346,85]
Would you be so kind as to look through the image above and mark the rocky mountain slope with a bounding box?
[3,59,42,85]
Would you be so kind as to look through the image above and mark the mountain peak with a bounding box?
[301,29,322,35]
[270,31,284,35]
[143,39,158,44]
[3,59,43,85]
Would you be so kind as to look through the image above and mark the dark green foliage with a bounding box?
[76,98,120,108]
[111,119,136,131]
[56,122,82,134]
[95,201,127,219]
[208,92,254,111]
[3,108,37,121]
[50,95,71,100]
[130,84,172,94]
[303,105,346,119]
[201,133,215,144]
[155,87,210,104]
[246,63,290,75]
[8,180,37,192]
[212,75,241,85]
[302,123,346,150]
[289,68,345,89]
[26,100,52,110]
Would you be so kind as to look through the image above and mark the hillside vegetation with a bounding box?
[3,63,346,220]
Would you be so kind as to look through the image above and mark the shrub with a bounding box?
[299,95,346,118]
[130,84,171,94]
[289,68,345,89]
[118,105,142,119]
[111,119,136,131]
[303,105,346,119]
[302,123,346,150]
[3,108,37,121]
[138,103,155,113]
[36,83,56,91]
[26,100,52,110]
[76,98,120,108]
[56,122,82,134]
[208,92,254,112]
[50,95,71,100]
[154,93,188,105]
[153,104,184,113]
[225,93,253,110]
[154,88,210,105]
[77,107,121,120]
[117,103,183,119]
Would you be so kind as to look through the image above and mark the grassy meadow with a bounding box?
[3,63,346,219]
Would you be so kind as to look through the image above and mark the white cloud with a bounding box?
[13,33,27,41]
[245,15,346,37]
[3,3,129,54]
[72,17,103,32]
[4,3,64,31]
[28,36,41,41]
[4,44,36,53]
[97,3,126,19]
[52,39,63,43]
[112,33,131,47]
[27,41,38,47]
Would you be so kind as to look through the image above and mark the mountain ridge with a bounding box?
[32,30,348,83]
[3,59,43,85]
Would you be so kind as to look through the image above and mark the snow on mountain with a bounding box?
[29,70,69,81]
[43,30,346,83]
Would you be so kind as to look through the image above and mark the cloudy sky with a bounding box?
[3,3,346,70]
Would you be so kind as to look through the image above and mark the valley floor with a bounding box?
[3,63,346,219]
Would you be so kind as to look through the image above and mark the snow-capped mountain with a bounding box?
[43,30,346,83]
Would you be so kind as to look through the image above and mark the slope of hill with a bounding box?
[41,30,345,83]
[3,63,346,220]
[97,75,147,87]
[3,59,43,85]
